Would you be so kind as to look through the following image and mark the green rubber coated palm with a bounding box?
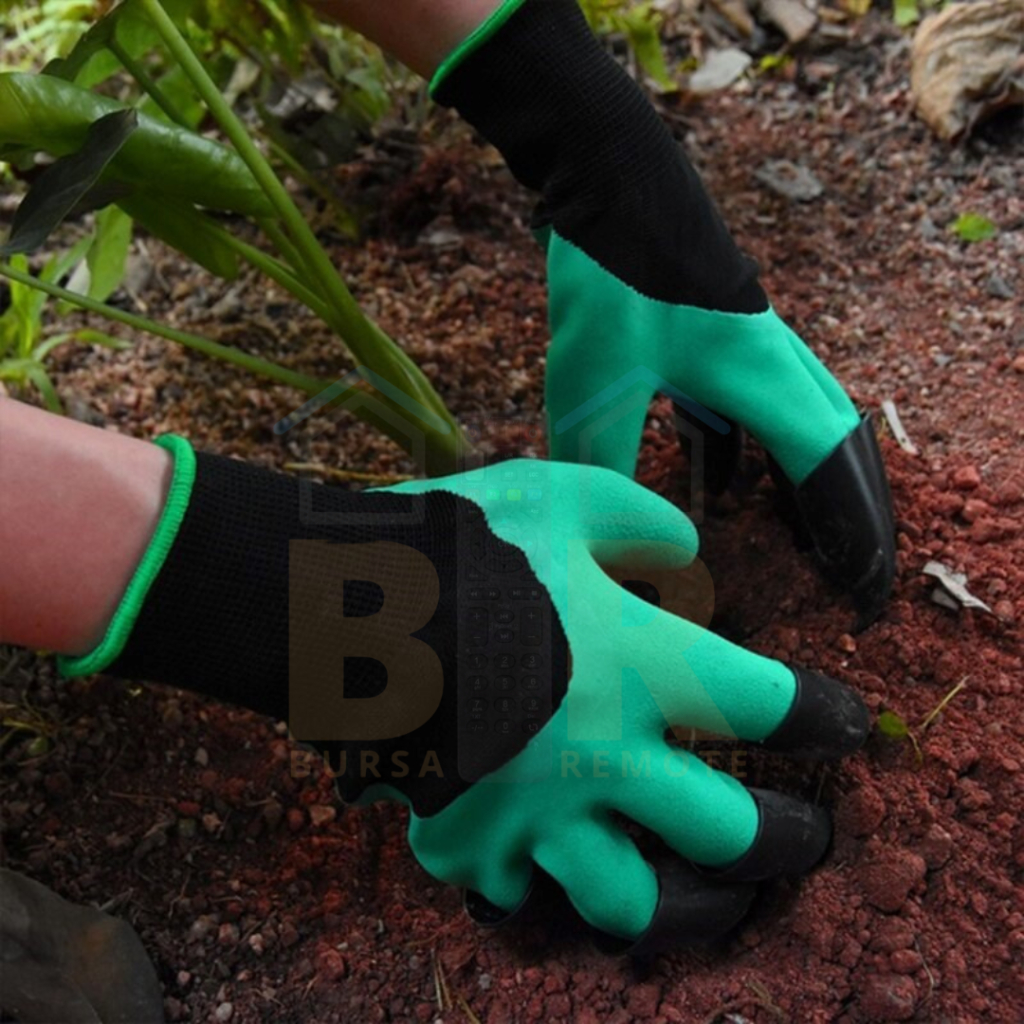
[371,460,800,939]
[544,232,861,485]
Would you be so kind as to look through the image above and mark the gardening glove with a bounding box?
[430,0,896,625]
[60,437,870,953]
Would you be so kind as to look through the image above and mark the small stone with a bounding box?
[626,983,661,1018]
[837,633,857,654]
[317,948,347,981]
[870,917,915,953]
[952,465,981,491]
[162,700,184,728]
[249,933,265,955]
[188,915,215,942]
[194,747,209,767]
[287,808,305,833]
[202,812,222,835]
[218,922,239,947]
[1012,354,1024,374]
[836,785,886,837]
[214,1001,234,1022]
[857,849,927,912]
[994,599,1015,622]
[308,804,337,828]
[859,974,918,1020]
[960,498,990,523]
[891,949,923,974]
[262,800,284,830]
[985,273,1014,299]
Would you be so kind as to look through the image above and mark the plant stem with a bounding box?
[921,676,968,732]
[109,38,190,128]
[137,0,462,450]
[0,261,327,395]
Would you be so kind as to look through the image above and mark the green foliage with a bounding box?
[578,0,674,89]
[893,0,920,27]
[876,710,909,739]
[877,678,968,765]
[0,0,466,472]
[948,212,998,243]
[0,247,128,412]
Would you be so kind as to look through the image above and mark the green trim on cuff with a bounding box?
[429,0,528,98]
[57,434,196,678]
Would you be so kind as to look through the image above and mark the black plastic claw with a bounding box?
[463,870,554,928]
[760,668,871,761]
[780,413,896,629]
[593,858,756,958]
[672,404,744,496]
[709,789,832,884]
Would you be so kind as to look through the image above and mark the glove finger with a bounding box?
[531,815,659,940]
[569,465,699,570]
[615,753,832,880]
[592,857,757,956]
[704,788,832,882]
[663,308,859,486]
[629,612,798,744]
[614,747,761,867]
[629,610,869,756]
[544,294,657,477]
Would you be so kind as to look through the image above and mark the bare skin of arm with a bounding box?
[307,0,502,77]
[0,4,495,655]
[0,400,171,655]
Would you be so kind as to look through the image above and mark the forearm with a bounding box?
[307,0,502,78]
[0,399,171,655]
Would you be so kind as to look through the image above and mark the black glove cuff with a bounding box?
[107,450,569,817]
[433,0,766,313]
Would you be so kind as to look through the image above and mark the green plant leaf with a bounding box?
[619,6,673,89]
[86,204,133,302]
[117,194,240,280]
[0,72,273,217]
[877,710,910,739]
[949,212,998,242]
[0,110,139,257]
[893,0,920,27]
[44,0,197,86]
[0,358,63,412]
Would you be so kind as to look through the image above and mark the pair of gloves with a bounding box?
[60,0,895,954]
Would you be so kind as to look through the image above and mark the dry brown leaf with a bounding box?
[911,0,1024,140]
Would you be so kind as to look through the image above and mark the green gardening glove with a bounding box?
[61,439,869,953]
[431,0,896,625]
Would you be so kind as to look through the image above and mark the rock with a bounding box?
[214,1001,234,1022]
[837,633,858,653]
[194,747,209,767]
[760,0,817,43]
[961,498,991,522]
[952,465,981,491]
[262,800,284,830]
[626,983,662,1018]
[986,272,1015,299]
[317,948,347,982]
[870,917,916,953]
[217,923,239,947]
[688,48,752,93]
[755,160,824,202]
[859,973,919,1020]
[836,785,886,837]
[891,949,923,974]
[857,849,927,912]
[308,804,337,828]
